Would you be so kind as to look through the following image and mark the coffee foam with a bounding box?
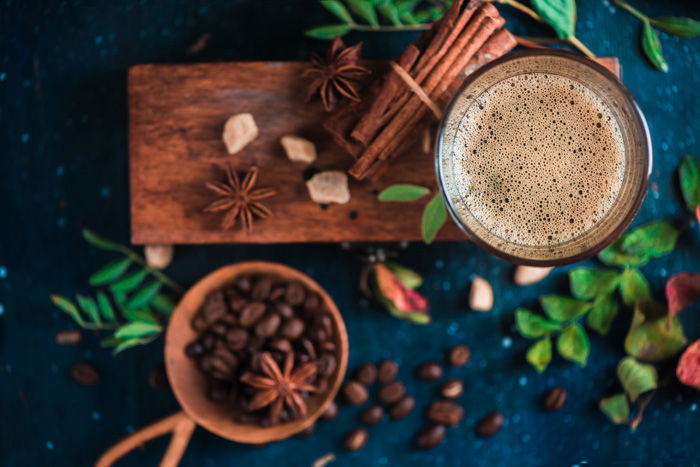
[452,73,626,247]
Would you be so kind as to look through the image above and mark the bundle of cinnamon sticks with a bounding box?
[324,0,517,180]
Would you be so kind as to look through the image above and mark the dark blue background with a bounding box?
[2,0,700,465]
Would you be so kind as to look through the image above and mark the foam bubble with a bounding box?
[452,73,625,247]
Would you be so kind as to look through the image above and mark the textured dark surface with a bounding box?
[2,0,700,466]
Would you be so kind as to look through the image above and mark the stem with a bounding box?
[497,0,543,24]
[567,36,596,58]
[518,36,568,44]
[352,24,433,32]
[119,247,184,294]
[613,0,648,22]
[80,322,120,331]
[629,390,656,431]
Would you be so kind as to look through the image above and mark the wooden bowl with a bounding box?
[164,261,349,444]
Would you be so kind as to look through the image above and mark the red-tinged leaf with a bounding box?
[666,272,700,320]
[677,340,700,390]
[696,205,700,223]
[374,263,429,314]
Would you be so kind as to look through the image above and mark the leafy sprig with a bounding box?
[51,229,182,354]
[613,0,700,72]
[678,155,700,223]
[599,357,657,429]
[377,183,447,244]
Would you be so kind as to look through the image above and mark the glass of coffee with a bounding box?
[436,50,651,266]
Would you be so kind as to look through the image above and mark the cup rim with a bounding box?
[435,49,652,266]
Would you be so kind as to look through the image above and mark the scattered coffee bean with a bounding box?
[426,400,464,426]
[476,412,504,437]
[148,364,169,390]
[416,362,443,381]
[320,401,338,421]
[344,428,368,451]
[359,405,384,426]
[377,360,398,383]
[296,423,315,438]
[55,330,81,345]
[378,380,406,405]
[343,380,369,406]
[355,363,378,386]
[254,313,281,337]
[447,345,471,367]
[440,379,464,399]
[225,327,249,350]
[389,395,415,419]
[70,362,100,385]
[416,424,446,450]
[543,387,567,411]
[239,302,266,327]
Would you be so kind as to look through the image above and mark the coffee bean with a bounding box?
[476,412,504,437]
[321,341,336,353]
[234,276,252,294]
[285,281,306,306]
[55,330,81,345]
[185,341,205,357]
[307,324,328,343]
[148,365,169,390]
[378,381,406,405]
[304,293,321,312]
[318,353,337,377]
[359,405,384,425]
[280,317,305,340]
[239,302,266,327]
[225,327,249,351]
[427,400,464,426]
[299,338,317,360]
[317,314,333,337]
[251,276,273,300]
[201,332,217,351]
[229,297,248,312]
[269,286,286,302]
[389,395,415,419]
[354,363,378,386]
[296,423,315,438]
[255,313,281,337]
[275,302,294,319]
[543,387,567,411]
[342,380,369,406]
[268,338,292,354]
[201,291,227,324]
[320,401,338,421]
[440,379,464,399]
[343,428,368,451]
[207,380,230,402]
[416,362,443,381]
[219,313,237,326]
[377,360,398,383]
[416,425,445,450]
[447,345,471,367]
[210,321,228,336]
[70,362,99,385]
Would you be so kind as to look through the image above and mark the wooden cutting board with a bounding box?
[129,58,620,245]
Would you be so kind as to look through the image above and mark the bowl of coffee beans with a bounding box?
[164,261,348,444]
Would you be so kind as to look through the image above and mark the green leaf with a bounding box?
[526,336,552,373]
[531,0,576,39]
[96,291,117,322]
[111,268,149,294]
[89,257,132,286]
[51,295,84,326]
[122,308,159,324]
[620,221,679,259]
[114,321,162,340]
[598,238,649,268]
[413,8,432,23]
[540,295,592,322]
[599,393,630,424]
[650,16,700,38]
[395,0,420,14]
[400,10,419,25]
[321,0,355,24]
[112,291,127,309]
[515,308,562,338]
[617,357,657,402]
[378,184,430,201]
[679,155,700,213]
[641,21,669,72]
[347,0,379,26]
[625,299,687,362]
[421,193,447,244]
[304,24,352,39]
[82,229,124,252]
[113,336,158,355]
[586,293,619,335]
[569,267,620,300]
[556,323,590,367]
[377,2,402,26]
[77,295,101,325]
[126,282,162,310]
[152,294,176,315]
[100,337,119,348]
[619,268,651,307]
[385,261,422,288]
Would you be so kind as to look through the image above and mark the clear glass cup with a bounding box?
[436,50,652,266]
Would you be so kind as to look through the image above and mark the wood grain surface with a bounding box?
[129,59,619,245]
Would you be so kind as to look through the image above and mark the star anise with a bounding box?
[240,352,318,424]
[204,165,276,233]
[303,36,370,112]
